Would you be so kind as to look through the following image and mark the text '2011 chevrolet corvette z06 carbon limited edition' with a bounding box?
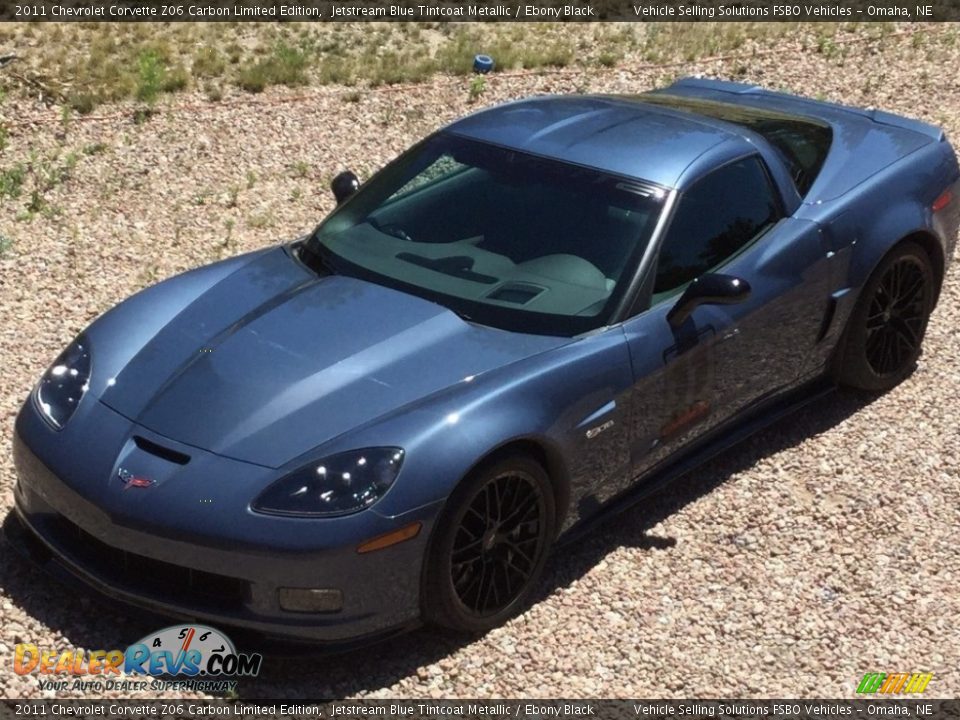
[9,77,960,646]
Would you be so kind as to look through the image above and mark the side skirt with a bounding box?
[557,377,836,547]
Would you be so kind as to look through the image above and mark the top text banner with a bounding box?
[4,0,960,21]
[1,701,960,720]
[2,701,960,719]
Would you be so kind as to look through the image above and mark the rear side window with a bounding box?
[653,156,780,297]
[640,93,833,197]
[759,120,832,196]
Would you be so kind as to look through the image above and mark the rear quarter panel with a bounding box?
[799,138,959,358]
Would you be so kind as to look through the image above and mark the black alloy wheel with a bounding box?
[836,241,936,392]
[864,256,929,376]
[451,470,546,614]
[424,454,556,633]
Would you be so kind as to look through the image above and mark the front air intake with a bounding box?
[133,436,191,465]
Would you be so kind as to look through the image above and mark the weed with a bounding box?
[236,41,309,93]
[83,142,108,156]
[597,52,619,68]
[0,234,13,257]
[292,160,310,179]
[164,67,189,93]
[67,93,97,115]
[0,23,870,111]
[137,264,161,287]
[136,50,165,104]
[246,171,257,189]
[133,108,156,125]
[136,48,187,106]
[2,150,82,219]
[468,75,486,102]
[192,46,226,78]
[27,190,47,215]
[222,218,236,250]
[248,211,274,230]
[817,36,840,59]
[0,164,25,199]
[318,57,355,86]
[204,83,223,102]
[368,51,435,87]
[377,107,396,128]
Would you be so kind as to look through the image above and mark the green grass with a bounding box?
[468,75,487,102]
[0,164,25,199]
[136,50,165,104]
[237,41,310,93]
[0,22,903,115]
[0,234,14,258]
[0,149,81,220]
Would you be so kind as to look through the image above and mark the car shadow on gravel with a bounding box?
[0,388,875,698]
[539,388,877,588]
[0,515,166,651]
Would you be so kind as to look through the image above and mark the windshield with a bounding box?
[306,133,666,336]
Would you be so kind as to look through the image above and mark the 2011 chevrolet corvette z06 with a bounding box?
[10,77,959,644]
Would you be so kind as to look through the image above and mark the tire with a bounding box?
[423,453,556,633]
[835,241,936,392]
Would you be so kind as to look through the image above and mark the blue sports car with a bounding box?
[9,78,960,645]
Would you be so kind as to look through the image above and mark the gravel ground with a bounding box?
[1,24,958,700]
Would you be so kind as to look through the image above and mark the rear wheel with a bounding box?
[835,241,936,392]
[423,454,555,633]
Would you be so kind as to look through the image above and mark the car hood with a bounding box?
[100,247,565,467]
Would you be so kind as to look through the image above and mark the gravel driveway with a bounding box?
[1,25,958,699]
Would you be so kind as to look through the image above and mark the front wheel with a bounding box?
[835,241,936,392]
[423,454,556,633]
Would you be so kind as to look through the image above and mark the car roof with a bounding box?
[444,95,760,189]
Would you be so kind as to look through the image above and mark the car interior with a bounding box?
[325,162,660,318]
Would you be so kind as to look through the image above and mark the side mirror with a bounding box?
[667,273,751,329]
[331,171,360,205]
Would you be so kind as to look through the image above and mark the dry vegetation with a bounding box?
[0,21,898,112]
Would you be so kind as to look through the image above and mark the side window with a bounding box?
[653,156,780,297]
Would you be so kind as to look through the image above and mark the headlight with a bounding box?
[34,336,91,429]
[252,448,405,517]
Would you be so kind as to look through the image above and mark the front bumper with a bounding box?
[9,403,440,645]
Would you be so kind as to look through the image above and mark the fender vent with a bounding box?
[133,436,190,465]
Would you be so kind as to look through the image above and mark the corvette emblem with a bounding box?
[118,467,155,490]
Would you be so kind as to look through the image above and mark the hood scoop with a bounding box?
[101,250,564,467]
